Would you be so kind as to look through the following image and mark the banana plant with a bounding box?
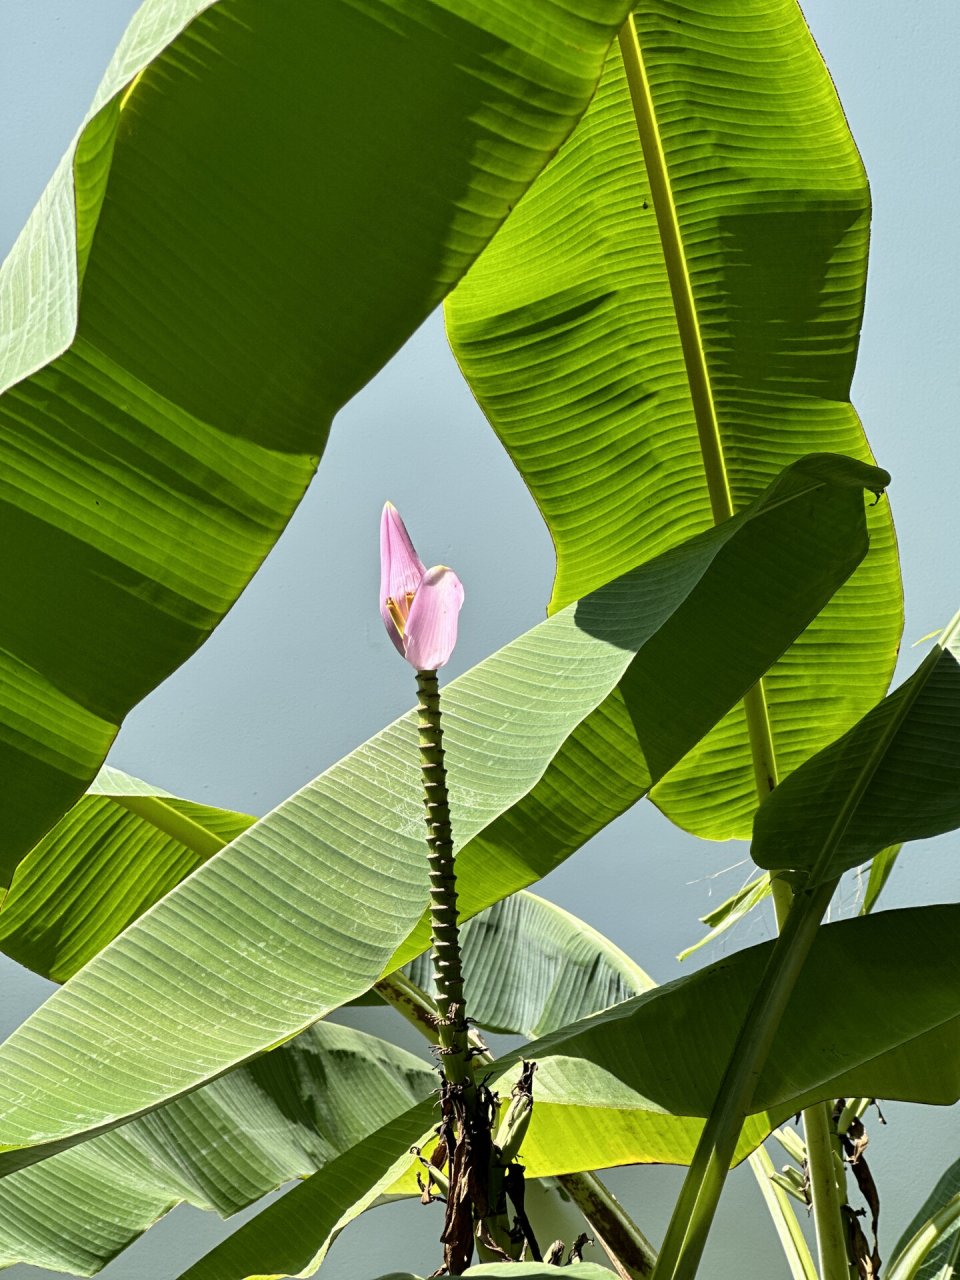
[2,766,958,1280]
[0,456,880,1180]
[444,8,906,1274]
[0,3,952,1280]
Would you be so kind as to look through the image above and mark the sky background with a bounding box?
[1,2,958,1277]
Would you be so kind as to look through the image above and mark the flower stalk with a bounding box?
[375,970,658,1278]
[415,667,472,1088]
[617,17,853,1277]
[381,502,537,1273]
[416,667,520,1274]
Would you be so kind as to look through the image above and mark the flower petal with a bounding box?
[404,566,465,670]
[379,502,425,654]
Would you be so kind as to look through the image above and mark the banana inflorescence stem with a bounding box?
[416,668,473,1089]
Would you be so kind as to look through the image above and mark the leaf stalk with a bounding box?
[652,877,838,1280]
[803,1102,851,1280]
[748,1145,819,1280]
[617,13,842,1276]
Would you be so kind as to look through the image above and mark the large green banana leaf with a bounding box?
[753,611,960,880]
[181,904,960,1280]
[0,849,648,1271]
[445,0,903,841]
[403,891,654,1037]
[173,1102,437,1280]
[0,767,255,980]
[0,881,649,1272]
[503,904,960,1177]
[0,0,635,879]
[0,769,656,1031]
[0,1021,434,1273]
[0,458,880,1175]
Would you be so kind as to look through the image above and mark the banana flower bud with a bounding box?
[380,502,464,670]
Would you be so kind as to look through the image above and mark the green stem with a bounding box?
[835,1098,869,1135]
[415,668,472,1091]
[748,1146,818,1280]
[375,971,657,1278]
[803,1103,850,1280]
[946,1224,960,1276]
[618,15,845,1276]
[772,883,848,1280]
[653,877,837,1280]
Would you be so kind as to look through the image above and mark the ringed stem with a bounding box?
[375,970,657,1279]
[415,667,473,1092]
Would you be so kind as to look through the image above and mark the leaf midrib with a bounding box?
[615,14,780,805]
[112,794,227,860]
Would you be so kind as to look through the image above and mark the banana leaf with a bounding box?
[753,612,960,880]
[0,1022,434,1273]
[445,0,902,841]
[172,1101,437,1280]
[0,861,647,1271]
[0,458,880,1177]
[888,1156,960,1280]
[0,766,254,981]
[402,891,654,1036]
[0,0,634,877]
[503,905,960,1176]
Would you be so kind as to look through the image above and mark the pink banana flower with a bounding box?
[379,502,464,670]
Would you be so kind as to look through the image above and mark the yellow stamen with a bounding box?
[386,591,416,635]
[386,598,404,633]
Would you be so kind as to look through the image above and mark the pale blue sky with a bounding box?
[1,4,958,1278]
